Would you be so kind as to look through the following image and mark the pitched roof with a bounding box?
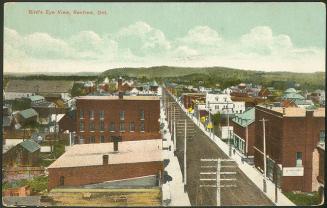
[232,108,255,127]
[19,139,41,153]
[282,93,304,100]
[5,80,73,93]
[19,108,38,119]
[76,95,160,101]
[284,88,297,94]
[48,139,162,169]
[27,95,45,102]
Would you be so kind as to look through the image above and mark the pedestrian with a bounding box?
[233,148,236,155]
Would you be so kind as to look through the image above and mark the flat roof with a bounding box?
[48,139,162,169]
[258,105,325,117]
[76,96,160,101]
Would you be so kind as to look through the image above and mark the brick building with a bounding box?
[231,108,255,157]
[76,95,160,144]
[182,93,206,109]
[48,139,163,190]
[254,106,325,192]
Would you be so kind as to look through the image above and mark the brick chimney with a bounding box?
[282,107,286,115]
[118,91,124,99]
[103,155,109,165]
[118,77,122,91]
[114,140,119,152]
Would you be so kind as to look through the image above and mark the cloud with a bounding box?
[177,26,222,47]
[115,21,171,56]
[3,24,325,73]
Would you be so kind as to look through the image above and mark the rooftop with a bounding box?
[5,80,74,93]
[48,139,163,169]
[18,108,38,119]
[19,139,41,153]
[76,95,160,101]
[258,105,325,117]
[27,95,45,102]
[232,108,255,127]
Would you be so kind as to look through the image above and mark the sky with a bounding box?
[4,2,326,73]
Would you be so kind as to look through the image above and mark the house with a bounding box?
[27,95,45,105]
[231,108,255,157]
[3,139,41,167]
[59,110,76,133]
[47,139,163,190]
[3,129,35,153]
[258,88,271,99]
[282,88,305,101]
[150,80,159,92]
[254,105,325,192]
[182,93,206,109]
[206,93,245,115]
[75,95,161,144]
[4,80,74,100]
[17,109,39,126]
[2,186,31,197]
[17,139,41,166]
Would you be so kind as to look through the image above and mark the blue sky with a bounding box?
[4,2,326,73]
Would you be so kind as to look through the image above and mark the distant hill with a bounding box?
[101,66,325,90]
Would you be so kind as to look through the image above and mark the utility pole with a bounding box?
[173,106,176,151]
[184,119,187,187]
[259,117,268,193]
[199,158,237,206]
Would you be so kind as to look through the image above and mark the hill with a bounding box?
[101,66,325,90]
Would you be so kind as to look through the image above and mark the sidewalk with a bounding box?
[166,90,295,206]
[160,97,191,206]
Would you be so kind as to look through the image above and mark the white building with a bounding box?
[206,93,245,115]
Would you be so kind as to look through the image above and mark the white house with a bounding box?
[206,93,245,115]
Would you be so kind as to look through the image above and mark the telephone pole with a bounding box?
[200,158,237,206]
[259,117,268,193]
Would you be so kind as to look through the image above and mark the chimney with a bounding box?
[103,155,109,165]
[118,77,122,91]
[282,107,286,115]
[118,91,124,99]
[113,140,119,152]
[306,109,314,118]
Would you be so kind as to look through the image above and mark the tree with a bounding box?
[212,112,221,126]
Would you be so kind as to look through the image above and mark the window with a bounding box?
[320,130,325,144]
[140,110,145,120]
[59,176,65,186]
[100,120,104,131]
[120,111,125,120]
[100,135,105,143]
[80,135,84,144]
[99,111,104,120]
[120,122,125,132]
[109,122,115,132]
[89,121,95,131]
[89,111,94,119]
[130,122,135,132]
[80,110,84,119]
[90,136,95,143]
[296,152,302,167]
[79,120,84,132]
[140,121,145,132]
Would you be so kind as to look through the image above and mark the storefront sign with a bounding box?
[282,167,304,176]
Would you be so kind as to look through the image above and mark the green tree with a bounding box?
[212,112,221,126]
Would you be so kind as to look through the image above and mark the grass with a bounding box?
[284,191,320,205]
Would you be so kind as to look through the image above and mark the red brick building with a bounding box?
[76,95,160,144]
[2,186,31,197]
[254,106,325,192]
[231,108,255,157]
[182,93,206,109]
[47,139,163,190]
